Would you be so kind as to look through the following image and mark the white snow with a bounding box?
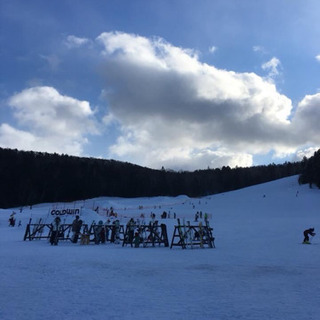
[0,175,319,320]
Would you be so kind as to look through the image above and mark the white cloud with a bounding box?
[0,86,98,155]
[292,93,320,143]
[5,33,317,171]
[95,32,312,170]
[209,46,217,54]
[316,54,320,62]
[261,57,281,79]
[0,123,36,148]
[253,45,266,54]
[65,35,90,48]
[294,147,320,161]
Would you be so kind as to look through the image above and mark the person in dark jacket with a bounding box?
[127,218,135,246]
[71,215,83,243]
[94,221,105,244]
[50,217,61,245]
[303,228,315,244]
[8,214,16,227]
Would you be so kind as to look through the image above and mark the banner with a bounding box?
[50,209,80,216]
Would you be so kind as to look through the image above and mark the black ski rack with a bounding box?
[23,222,89,241]
[122,221,169,247]
[23,220,125,244]
[170,220,215,249]
[89,223,125,243]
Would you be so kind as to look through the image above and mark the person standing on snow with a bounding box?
[50,216,61,245]
[8,213,16,227]
[127,218,135,245]
[71,215,83,243]
[94,221,105,244]
[303,228,315,244]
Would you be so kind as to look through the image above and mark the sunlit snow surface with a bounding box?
[0,176,319,320]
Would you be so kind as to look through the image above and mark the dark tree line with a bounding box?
[0,147,304,208]
[299,149,320,188]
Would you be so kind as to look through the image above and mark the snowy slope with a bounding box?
[0,175,319,320]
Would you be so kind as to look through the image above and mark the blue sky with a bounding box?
[1,0,319,171]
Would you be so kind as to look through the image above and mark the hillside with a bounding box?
[0,147,303,208]
[0,175,319,320]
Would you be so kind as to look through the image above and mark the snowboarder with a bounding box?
[50,216,61,245]
[71,215,83,243]
[303,228,316,244]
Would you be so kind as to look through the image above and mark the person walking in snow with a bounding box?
[50,216,61,245]
[303,228,316,244]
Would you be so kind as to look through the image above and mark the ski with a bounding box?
[199,221,204,248]
[177,218,186,249]
[187,220,193,249]
[205,219,215,248]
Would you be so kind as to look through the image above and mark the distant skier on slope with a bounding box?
[303,228,316,244]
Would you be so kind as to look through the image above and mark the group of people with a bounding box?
[194,211,208,222]
[49,215,123,245]
[49,214,316,246]
[50,215,83,245]
[8,213,22,227]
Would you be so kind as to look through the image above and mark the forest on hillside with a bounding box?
[0,147,312,208]
[298,149,320,188]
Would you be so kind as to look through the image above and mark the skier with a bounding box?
[303,228,316,244]
[50,216,61,245]
[71,215,83,243]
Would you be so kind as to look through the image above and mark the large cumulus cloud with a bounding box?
[96,32,319,170]
[2,32,319,170]
[292,93,320,143]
